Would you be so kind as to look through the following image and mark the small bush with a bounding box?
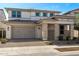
[0,39,7,44]
[66,36,71,41]
[73,37,77,40]
[58,36,63,41]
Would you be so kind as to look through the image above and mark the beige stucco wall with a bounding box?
[6,9,60,21]
[7,10,48,20]
[74,30,78,37]
[54,24,59,40]
[66,12,75,16]
[6,26,12,39]
[0,22,11,39]
[8,10,32,18]
[35,25,42,39]
[42,23,48,40]
[42,19,74,24]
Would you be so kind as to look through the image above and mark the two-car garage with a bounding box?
[12,24,35,39]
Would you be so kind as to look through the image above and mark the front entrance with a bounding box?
[0,30,6,39]
[48,24,55,41]
[59,25,64,35]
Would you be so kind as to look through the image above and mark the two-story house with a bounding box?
[0,8,75,42]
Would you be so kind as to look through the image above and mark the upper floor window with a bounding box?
[50,13,53,17]
[36,12,40,16]
[12,11,16,17]
[12,11,21,18]
[17,11,21,18]
[43,13,47,17]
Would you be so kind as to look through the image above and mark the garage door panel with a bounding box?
[12,26,35,38]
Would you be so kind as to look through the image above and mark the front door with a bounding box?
[48,24,54,41]
[59,25,64,35]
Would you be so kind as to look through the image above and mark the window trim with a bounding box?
[43,13,47,17]
[17,11,21,18]
[36,12,40,16]
[50,13,53,17]
[12,11,21,18]
[12,11,17,18]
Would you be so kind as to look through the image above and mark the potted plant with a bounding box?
[58,35,63,41]
[66,36,70,41]
[48,41,53,45]
[0,39,7,44]
[73,37,77,40]
[63,36,66,41]
[45,41,53,45]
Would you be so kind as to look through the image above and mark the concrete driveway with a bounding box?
[0,39,79,56]
[0,38,52,48]
[0,41,50,48]
[0,39,59,56]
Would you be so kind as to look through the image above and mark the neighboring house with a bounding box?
[64,8,79,38]
[0,8,75,41]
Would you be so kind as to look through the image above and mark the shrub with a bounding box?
[73,37,77,40]
[58,36,63,41]
[0,39,7,44]
[66,36,71,41]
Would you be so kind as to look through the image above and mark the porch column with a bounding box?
[64,25,70,37]
[70,24,74,39]
[2,29,4,39]
[6,26,12,39]
[42,23,48,40]
[54,24,59,40]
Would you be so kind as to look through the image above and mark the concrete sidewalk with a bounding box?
[0,45,78,56]
[0,46,58,56]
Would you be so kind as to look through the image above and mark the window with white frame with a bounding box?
[43,13,47,17]
[36,12,40,16]
[50,13,53,17]
[12,11,21,18]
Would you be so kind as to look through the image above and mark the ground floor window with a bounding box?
[0,31,6,38]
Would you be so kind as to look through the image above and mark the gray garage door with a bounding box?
[12,26,35,39]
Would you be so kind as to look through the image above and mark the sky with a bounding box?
[0,3,79,13]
